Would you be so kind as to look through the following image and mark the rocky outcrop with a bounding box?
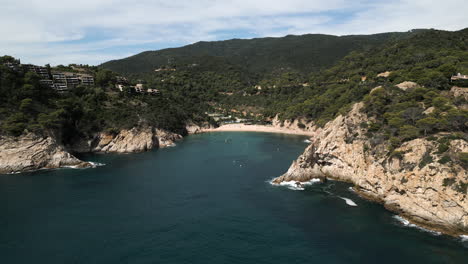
[70,127,182,153]
[271,115,316,132]
[185,121,216,134]
[0,134,91,174]
[377,71,391,78]
[273,103,468,236]
[396,81,419,91]
[451,86,468,101]
[0,126,183,174]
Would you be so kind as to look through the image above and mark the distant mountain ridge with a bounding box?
[100,31,425,76]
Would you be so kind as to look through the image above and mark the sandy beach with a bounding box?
[201,123,315,136]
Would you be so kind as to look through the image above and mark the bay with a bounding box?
[0,132,466,263]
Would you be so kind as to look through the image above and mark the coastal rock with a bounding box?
[71,127,182,153]
[185,121,216,134]
[0,134,91,174]
[271,115,317,133]
[273,102,468,236]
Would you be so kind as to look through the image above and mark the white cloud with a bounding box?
[0,0,466,65]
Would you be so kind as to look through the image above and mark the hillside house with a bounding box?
[52,72,94,90]
[24,64,50,79]
[451,73,468,81]
[79,74,94,86]
[53,83,68,93]
[135,84,145,93]
[116,84,125,92]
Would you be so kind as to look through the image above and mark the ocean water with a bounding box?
[0,132,466,263]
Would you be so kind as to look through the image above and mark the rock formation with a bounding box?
[273,103,467,236]
[70,126,182,153]
[396,81,419,91]
[271,114,316,132]
[0,134,91,174]
[185,121,216,134]
[1,126,183,174]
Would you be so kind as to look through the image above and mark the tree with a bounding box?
[402,107,423,125]
[416,116,439,135]
[399,125,420,140]
[95,69,116,87]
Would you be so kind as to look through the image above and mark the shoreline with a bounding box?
[200,124,315,136]
[272,175,468,238]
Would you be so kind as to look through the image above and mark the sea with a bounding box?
[0,132,466,263]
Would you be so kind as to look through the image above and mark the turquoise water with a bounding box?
[0,132,466,263]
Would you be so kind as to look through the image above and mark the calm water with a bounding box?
[0,132,466,263]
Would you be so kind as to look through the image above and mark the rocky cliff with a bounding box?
[273,103,468,236]
[70,126,182,153]
[0,134,91,174]
[271,115,316,133]
[0,126,183,174]
[185,121,216,134]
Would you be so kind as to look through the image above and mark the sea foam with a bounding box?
[64,161,105,169]
[392,215,441,236]
[339,197,357,206]
[303,139,312,143]
[269,178,321,191]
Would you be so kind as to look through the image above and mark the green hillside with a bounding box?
[2,28,466,150]
[101,31,419,76]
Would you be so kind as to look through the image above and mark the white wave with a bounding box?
[339,197,357,206]
[460,235,468,242]
[89,161,105,168]
[302,178,322,185]
[348,186,355,193]
[6,171,22,175]
[64,161,105,169]
[303,139,312,143]
[269,178,321,191]
[393,215,411,225]
[392,215,441,236]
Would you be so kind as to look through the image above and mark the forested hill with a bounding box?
[101,31,421,76]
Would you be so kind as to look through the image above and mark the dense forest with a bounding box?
[101,31,422,77]
[1,28,467,151]
[0,56,212,144]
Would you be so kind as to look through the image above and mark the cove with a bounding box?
[0,132,466,263]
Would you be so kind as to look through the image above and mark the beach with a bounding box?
[201,123,315,136]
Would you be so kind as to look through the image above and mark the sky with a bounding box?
[1,0,467,66]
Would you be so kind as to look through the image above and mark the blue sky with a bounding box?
[1,0,467,66]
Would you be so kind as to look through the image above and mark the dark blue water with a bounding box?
[0,132,466,263]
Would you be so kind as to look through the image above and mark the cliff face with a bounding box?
[271,115,316,133]
[273,103,468,236]
[70,127,182,153]
[0,134,91,174]
[0,126,183,174]
[185,121,216,134]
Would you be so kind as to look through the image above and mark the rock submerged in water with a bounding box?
[272,102,468,236]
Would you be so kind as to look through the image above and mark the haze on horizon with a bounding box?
[1,0,467,66]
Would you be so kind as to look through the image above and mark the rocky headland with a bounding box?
[0,126,183,174]
[272,102,467,236]
[0,134,91,174]
[70,126,182,153]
